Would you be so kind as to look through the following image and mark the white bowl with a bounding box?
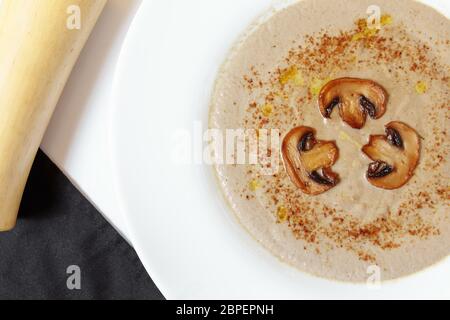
[110,0,450,299]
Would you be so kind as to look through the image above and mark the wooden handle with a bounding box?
[0,0,107,231]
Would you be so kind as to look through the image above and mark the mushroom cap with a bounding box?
[319,78,388,129]
[282,126,340,195]
[362,121,421,190]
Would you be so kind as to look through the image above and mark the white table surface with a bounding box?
[41,0,143,242]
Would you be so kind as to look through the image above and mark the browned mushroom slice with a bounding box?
[319,78,388,129]
[362,121,421,190]
[282,126,340,195]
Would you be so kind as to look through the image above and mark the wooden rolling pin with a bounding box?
[0,0,107,231]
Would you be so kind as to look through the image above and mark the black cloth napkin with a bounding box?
[0,151,164,300]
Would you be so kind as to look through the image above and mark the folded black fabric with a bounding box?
[0,151,164,300]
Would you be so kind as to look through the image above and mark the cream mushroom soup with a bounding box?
[209,0,449,282]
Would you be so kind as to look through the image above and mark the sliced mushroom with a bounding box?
[319,78,388,129]
[282,126,340,195]
[362,121,421,190]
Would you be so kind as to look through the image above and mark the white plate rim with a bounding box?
[110,0,450,299]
